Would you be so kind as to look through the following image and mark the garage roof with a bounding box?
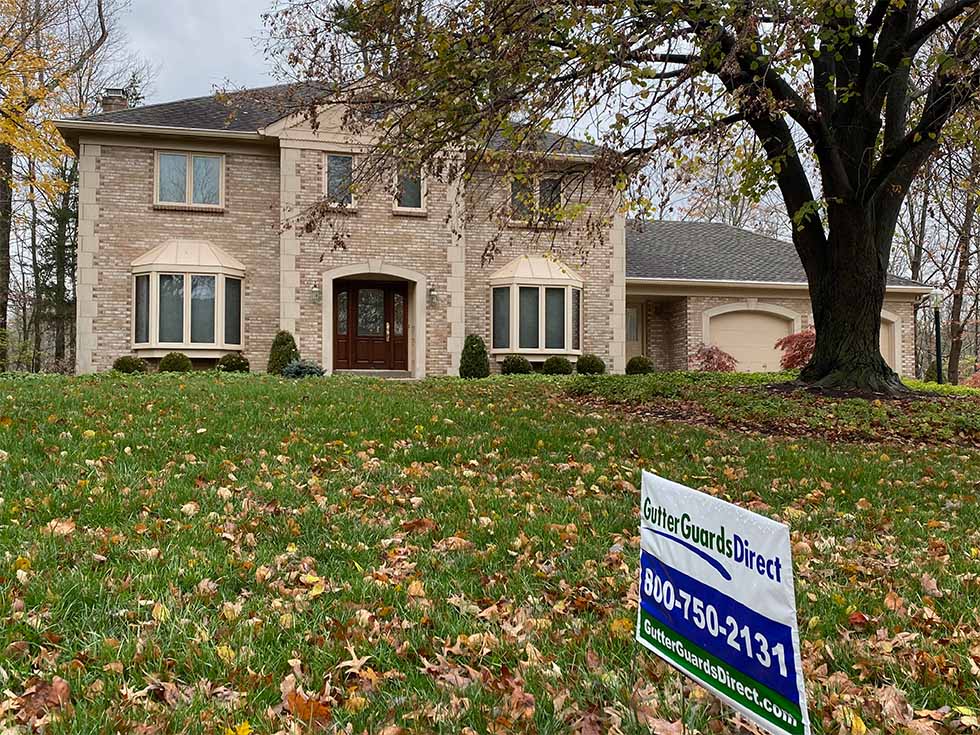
[626,220,924,289]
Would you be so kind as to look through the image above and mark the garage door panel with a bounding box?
[709,311,793,373]
[879,321,896,370]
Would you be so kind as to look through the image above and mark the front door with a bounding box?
[334,281,408,370]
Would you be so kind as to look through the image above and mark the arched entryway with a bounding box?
[321,261,427,377]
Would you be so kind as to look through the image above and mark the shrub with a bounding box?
[626,355,654,375]
[576,353,606,375]
[964,370,980,388]
[541,355,573,375]
[501,354,533,375]
[216,352,250,373]
[774,327,815,370]
[158,352,192,373]
[268,330,300,375]
[112,355,149,374]
[459,335,490,379]
[692,344,737,372]
[281,359,324,378]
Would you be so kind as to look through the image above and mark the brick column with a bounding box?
[76,143,101,374]
[279,147,301,336]
[445,171,466,373]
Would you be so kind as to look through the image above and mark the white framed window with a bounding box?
[325,153,355,206]
[393,164,426,213]
[131,240,245,355]
[489,256,583,357]
[154,151,224,208]
[510,175,563,223]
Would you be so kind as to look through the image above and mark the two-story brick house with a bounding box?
[55,86,929,378]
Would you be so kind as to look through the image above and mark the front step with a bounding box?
[333,369,414,380]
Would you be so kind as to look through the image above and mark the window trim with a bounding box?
[131,270,243,352]
[153,150,225,210]
[392,164,427,215]
[489,283,583,357]
[324,152,357,209]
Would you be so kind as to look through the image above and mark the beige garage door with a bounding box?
[709,311,794,372]
[879,321,896,370]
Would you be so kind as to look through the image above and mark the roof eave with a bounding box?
[625,276,931,294]
[53,119,269,142]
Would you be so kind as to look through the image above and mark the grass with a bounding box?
[0,371,978,734]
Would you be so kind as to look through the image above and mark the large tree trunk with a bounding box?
[798,211,905,394]
[0,144,11,372]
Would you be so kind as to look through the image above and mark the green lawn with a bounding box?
[0,372,978,734]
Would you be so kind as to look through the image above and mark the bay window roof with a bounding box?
[489,255,582,286]
[131,239,246,276]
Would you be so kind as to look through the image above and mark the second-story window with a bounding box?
[510,176,563,222]
[156,151,223,207]
[395,165,424,210]
[326,153,354,206]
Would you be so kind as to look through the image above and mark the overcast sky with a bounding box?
[124,0,276,104]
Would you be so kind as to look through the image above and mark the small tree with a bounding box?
[693,344,737,373]
[268,331,300,375]
[459,335,490,378]
[775,328,816,371]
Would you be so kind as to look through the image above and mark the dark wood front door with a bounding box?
[334,281,408,371]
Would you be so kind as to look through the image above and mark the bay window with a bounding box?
[489,256,583,356]
[131,240,245,355]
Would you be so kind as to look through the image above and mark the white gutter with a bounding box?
[53,119,267,142]
[626,276,932,294]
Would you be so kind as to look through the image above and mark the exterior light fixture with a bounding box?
[311,281,322,305]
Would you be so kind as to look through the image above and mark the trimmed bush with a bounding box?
[692,344,737,372]
[112,355,149,374]
[158,352,192,373]
[459,334,490,379]
[501,354,533,375]
[576,353,606,375]
[216,352,250,373]
[541,355,573,375]
[626,355,654,375]
[268,330,300,375]
[281,359,324,378]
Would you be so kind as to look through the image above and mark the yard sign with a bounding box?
[635,470,810,735]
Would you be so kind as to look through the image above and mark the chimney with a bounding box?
[100,88,129,113]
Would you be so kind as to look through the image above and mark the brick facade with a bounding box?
[81,140,280,373]
[74,122,920,379]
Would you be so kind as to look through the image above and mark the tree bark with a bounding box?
[0,144,11,372]
[798,209,905,393]
[947,179,976,384]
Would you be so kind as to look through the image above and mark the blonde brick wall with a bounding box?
[289,148,458,376]
[83,142,280,373]
[463,171,620,372]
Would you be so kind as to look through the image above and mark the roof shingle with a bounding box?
[64,84,602,154]
[626,220,923,288]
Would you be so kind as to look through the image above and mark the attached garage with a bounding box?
[707,308,796,372]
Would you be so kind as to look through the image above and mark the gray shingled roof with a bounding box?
[626,220,923,288]
[65,84,602,154]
